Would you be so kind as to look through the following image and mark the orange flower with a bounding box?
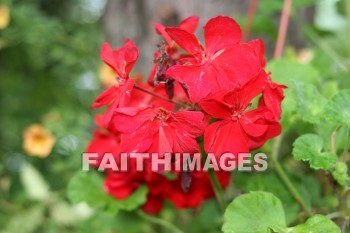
[23,124,55,158]
[99,63,117,87]
[0,5,10,30]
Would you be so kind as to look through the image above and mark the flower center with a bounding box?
[152,107,171,122]
[231,111,243,121]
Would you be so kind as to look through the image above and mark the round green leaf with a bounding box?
[222,191,286,233]
[293,134,337,170]
[291,82,327,124]
[290,215,340,233]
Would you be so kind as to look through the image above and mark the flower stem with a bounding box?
[331,125,342,154]
[137,210,185,233]
[208,169,226,213]
[274,0,292,59]
[133,84,188,108]
[242,0,260,42]
[342,125,350,162]
[271,136,313,217]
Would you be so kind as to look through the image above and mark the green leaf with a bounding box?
[267,59,319,130]
[67,171,147,213]
[293,134,337,170]
[267,59,319,86]
[291,82,327,123]
[113,185,148,211]
[233,172,300,224]
[290,215,340,233]
[67,171,111,208]
[3,206,45,233]
[222,191,286,233]
[323,90,350,126]
[331,162,348,186]
[19,163,50,201]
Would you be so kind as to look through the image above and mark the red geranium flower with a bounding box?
[200,71,282,157]
[165,16,262,102]
[112,106,204,158]
[91,40,139,127]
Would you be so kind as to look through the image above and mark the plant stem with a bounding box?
[271,136,313,217]
[342,125,350,162]
[137,210,185,233]
[242,0,260,42]
[133,84,188,108]
[208,169,226,213]
[274,0,292,59]
[331,125,342,154]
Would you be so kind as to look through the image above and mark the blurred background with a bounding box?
[0,0,349,232]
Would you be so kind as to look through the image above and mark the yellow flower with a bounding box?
[99,63,117,87]
[23,124,55,158]
[0,5,10,30]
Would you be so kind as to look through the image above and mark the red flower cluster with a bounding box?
[87,15,285,214]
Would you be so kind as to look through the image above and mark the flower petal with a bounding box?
[204,16,241,54]
[204,120,249,156]
[199,97,232,119]
[154,22,172,46]
[100,42,119,75]
[165,27,202,56]
[179,15,199,33]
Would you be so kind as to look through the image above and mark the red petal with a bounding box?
[100,40,138,79]
[204,120,249,156]
[204,16,241,54]
[120,125,157,153]
[166,64,227,102]
[100,42,119,74]
[159,126,173,155]
[154,22,172,46]
[247,38,266,67]
[165,27,202,56]
[122,39,139,76]
[179,15,199,33]
[91,84,119,109]
[214,44,261,88]
[240,120,269,138]
[260,76,286,120]
[97,79,135,128]
[142,194,164,214]
[104,173,139,199]
[199,97,232,119]
[113,107,155,133]
[171,111,205,137]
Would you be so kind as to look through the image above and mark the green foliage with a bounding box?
[2,206,45,233]
[289,215,341,233]
[1,0,350,232]
[293,134,337,170]
[19,163,50,201]
[223,192,340,233]
[323,90,350,126]
[67,171,148,214]
[267,59,319,86]
[291,82,327,124]
[222,191,287,233]
[331,162,348,186]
